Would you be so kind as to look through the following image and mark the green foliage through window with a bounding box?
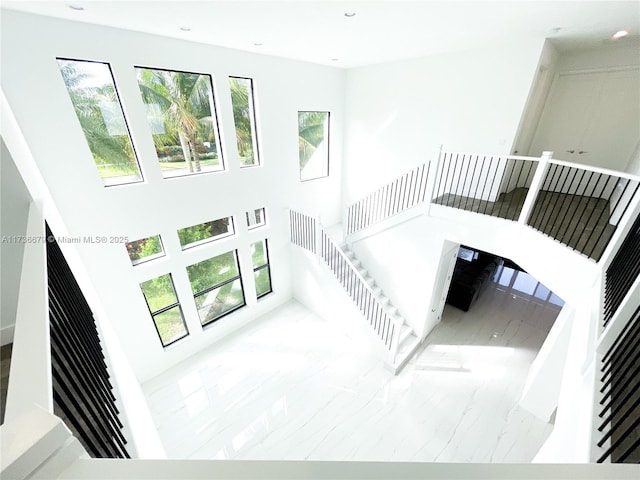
[178,217,233,249]
[187,250,245,326]
[298,111,329,181]
[136,67,223,178]
[229,77,260,167]
[140,274,188,346]
[126,235,164,265]
[251,239,272,298]
[57,58,143,186]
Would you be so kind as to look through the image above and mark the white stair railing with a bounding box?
[290,210,403,362]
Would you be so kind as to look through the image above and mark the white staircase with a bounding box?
[341,245,421,373]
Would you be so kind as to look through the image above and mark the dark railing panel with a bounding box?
[432,153,537,221]
[527,164,639,262]
[346,163,430,235]
[289,210,316,253]
[604,213,640,327]
[320,231,395,350]
[47,224,129,459]
[597,304,640,463]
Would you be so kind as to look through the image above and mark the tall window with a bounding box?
[126,235,164,265]
[57,58,143,186]
[229,77,260,167]
[135,67,224,178]
[246,208,266,230]
[140,274,188,346]
[251,239,272,298]
[187,251,245,326]
[177,216,234,249]
[298,111,330,181]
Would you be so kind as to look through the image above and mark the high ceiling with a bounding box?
[2,1,638,68]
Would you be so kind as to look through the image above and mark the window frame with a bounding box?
[251,239,273,299]
[298,110,330,182]
[134,65,226,179]
[178,216,235,250]
[126,235,166,266]
[229,76,261,168]
[246,207,266,230]
[188,250,246,327]
[140,273,189,348]
[57,57,144,187]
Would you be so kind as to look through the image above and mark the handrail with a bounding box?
[548,158,640,183]
[290,210,402,358]
[321,230,403,327]
[320,230,401,356]
[346,162,431,235]
[4,202,53,421]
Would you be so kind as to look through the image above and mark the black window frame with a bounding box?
[134,65,226,179]
[246,207,267,230]
[126,234,166,266]
[252,238,273,299]
[177,216,235,250]
[229,76,261,168]
[298,110,330,182]
[140,273,189,348]
[56,57,145,187]
[188,250,246,327]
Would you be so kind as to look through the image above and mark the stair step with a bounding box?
[399,323,413,344]
[390,334,421,375]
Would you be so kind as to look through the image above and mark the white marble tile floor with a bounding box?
[143,276,560,462]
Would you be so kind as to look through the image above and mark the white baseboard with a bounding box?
[1,324,15,346]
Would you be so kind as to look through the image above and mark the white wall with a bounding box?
[351,205,601,342]
[0,139,32,345]
[342,38,545,204]
[1,10,345,382]
[555,41,640,72]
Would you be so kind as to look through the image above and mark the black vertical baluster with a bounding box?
[580,174,615,257]
[564,170,597,246]
[484,157,500,217]
[539,163,565,233]
[478,156,490,215]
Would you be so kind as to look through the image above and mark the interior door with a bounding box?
[528,68,640,171]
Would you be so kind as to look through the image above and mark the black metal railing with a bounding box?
[604,213,640,328]
[597,304,640,463]
[320,231,397,351]
[432,153,538,221]
[346,163,430,235]
[290,210,316,253]
[527,163,640,262]
[47,224,129,458]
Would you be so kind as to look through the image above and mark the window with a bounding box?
[251,239,272,298]
[246,208,266,230]
[135,67,224,178]
[298,111,330,181]
[57,58,143,186]
[177,216,234,249]
[140,274,188,346]
[126,235,165,265]
[187,251,245,326]
[229,77,260,167]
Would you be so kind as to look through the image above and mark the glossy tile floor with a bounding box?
[143,269,561,462]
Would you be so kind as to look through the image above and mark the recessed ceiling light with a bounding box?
[612,29,629,40]
[344,12,356,17]
[69,4,84,10]
[180,26,191,32]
